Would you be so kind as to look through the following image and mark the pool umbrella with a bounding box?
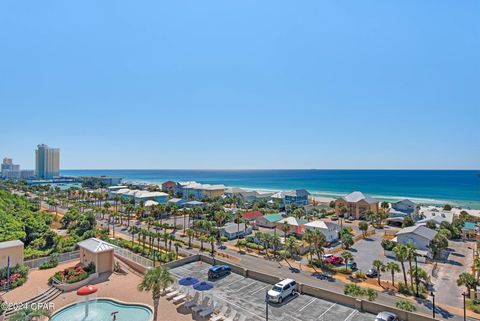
[193,281,214,302]
[179,277,199,286]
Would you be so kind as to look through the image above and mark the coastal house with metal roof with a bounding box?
[276,217,308,235]
[392,199,417,215]
[416,210,454,226]
[255,213,284,228]
[219,222,252,240]
[304,220,340,242]
[334,191,379,219]
[393,225,437,253]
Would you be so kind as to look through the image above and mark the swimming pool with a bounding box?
[50,298,153,321]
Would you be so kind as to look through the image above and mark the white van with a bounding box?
[267,279,297,303]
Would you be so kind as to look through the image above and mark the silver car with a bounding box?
[375,312,399,321]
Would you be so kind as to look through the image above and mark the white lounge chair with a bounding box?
[210,305,228,321]
[173,293,188,304]
[183,292,200,309]
[166,290,180,300]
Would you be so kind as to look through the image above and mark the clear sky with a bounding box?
[1,1,479,170]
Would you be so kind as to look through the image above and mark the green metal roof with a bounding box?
[262,214,284,222]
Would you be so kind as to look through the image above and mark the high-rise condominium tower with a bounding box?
[35,144,60,179]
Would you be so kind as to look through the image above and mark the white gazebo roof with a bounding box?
[78,238,115,253]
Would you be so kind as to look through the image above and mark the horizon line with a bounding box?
[60,168,480,171]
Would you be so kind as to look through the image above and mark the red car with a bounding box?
[323,254,343,265]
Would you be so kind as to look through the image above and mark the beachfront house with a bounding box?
[393,225,437,254]
[180,182,226,200]
[392,199,417,215]
[385,209,411,226]
[225,188,273,203]
[303,220,340,243]
[161,181,178,195]
[335,191,379,219]
[416,210,454,227]
[219,222,252,240]
[185,200,205,208]
[255,213,284,228]
[271,189,311,206]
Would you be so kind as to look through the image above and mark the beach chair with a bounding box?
[183,292,200,310]
[210,305,228,321]
[173,290,188,304]
[223,310,237,321]
[191,297,211,314]
[199,303,215,318]
[166,289,181,300]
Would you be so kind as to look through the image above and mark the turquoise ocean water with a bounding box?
[61,170,480,209]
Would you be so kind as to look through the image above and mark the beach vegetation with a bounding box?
[396,300,416,312]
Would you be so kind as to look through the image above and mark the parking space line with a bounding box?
[251,284,270,295]
[298,297,316,312]
[211,292,266,320]
[344,310,357,321]
[317,303,336,319]
[236,280,258,292]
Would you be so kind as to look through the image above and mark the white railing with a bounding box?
[114,246,154,268]
[24,250,80,269]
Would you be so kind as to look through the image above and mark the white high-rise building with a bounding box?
[35,144,60,179]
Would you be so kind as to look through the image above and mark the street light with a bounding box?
[265,290,269,321]
[414,255,419,298]
[430,291,436,319]
[463,292,467,321]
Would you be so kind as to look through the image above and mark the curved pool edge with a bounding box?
[50,297,154,321]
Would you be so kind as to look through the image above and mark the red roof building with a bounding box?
[242,211,263,221]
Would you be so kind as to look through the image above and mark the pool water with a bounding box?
[50,299,152,321]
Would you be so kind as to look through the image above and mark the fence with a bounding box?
[113,246,154,269]
[24,250,80,269]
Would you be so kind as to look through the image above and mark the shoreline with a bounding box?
[119,179,480,210]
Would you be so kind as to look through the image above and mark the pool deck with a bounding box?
[2,260,192,321]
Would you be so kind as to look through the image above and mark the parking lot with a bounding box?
[170,261,375,321]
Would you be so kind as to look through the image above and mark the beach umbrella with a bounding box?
[193,281,214,301]
[179,276,199,286]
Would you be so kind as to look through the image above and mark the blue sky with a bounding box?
[1,1,479,170]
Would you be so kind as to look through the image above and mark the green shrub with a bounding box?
[354,271,367,280]
[336,267,352,275]
[39,260,59,270]
[344,284,365,297]
[396,300,416,312]
[381,239,396,251]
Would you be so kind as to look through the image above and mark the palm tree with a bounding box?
[9,307,50,321]
[405,242,417,288]
[235,211,243,245]
[372,260,385,285]
[393,244,409,286]
[385,262,400,287]
[281,221,290,243]
[199,234,207,251]
[138,267,174,321]
[186,228,194,248]
[341,251,354,271]
[358,221,369,237]
[286,236,299,259]
[457,272,477,298]
[174,241,182,259]
[312,230,326,266]
[208,235,216,256]
[303,229,315,263]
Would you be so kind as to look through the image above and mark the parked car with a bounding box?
[347,261,357,270]
[331,215,339,221]
[208,265,231,279]
[267,279,297,304]
[323,254,343,265]
[366,268,378,278]
[375,312,399,321]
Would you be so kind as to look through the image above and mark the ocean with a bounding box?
[61,169,480,209]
